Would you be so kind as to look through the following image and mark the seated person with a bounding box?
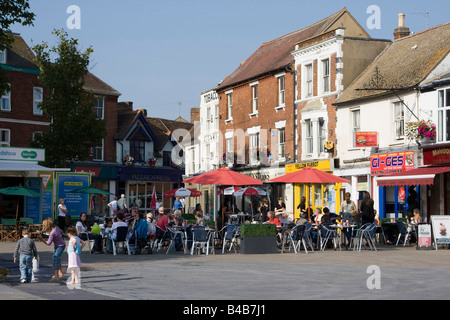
[76,212,103,254]
[296,213,308,225]
[105,212,128,253]
[195,210,205,226]
[267,211,281,227]
[173,209,185,226]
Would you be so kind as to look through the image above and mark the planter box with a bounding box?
[240,236,278,254]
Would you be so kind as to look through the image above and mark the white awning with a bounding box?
[0,161,70,172]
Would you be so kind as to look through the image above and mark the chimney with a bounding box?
[394,13,410,40]
[190,107,200,124]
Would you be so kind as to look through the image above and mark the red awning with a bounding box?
[376,166,450,187]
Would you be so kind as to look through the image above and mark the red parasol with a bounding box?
[163,187,202,198]
[216,186,241,195]
[182,167,263,186]
[268,167,350,184]
[232,186,266,197]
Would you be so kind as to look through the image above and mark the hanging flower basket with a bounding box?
[148,158,157,167]
[123,155,134,166]
[405,120,436,142]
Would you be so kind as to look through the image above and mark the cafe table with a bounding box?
[330,224,357,250]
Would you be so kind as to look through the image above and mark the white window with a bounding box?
[1,86,11,112]
[226,137,233,154]
[305,119,313,154]
[0,129,10,146]
[227,92,233,120]
[278,127,285,159]
[352,108,360,132]
[319,118,326,154]
[394,101,404,139]
[0,49,6,64]
[249,132,260,164]
[438,88,450,142]
[33,87,43,115]
[94,96,104,119]
[306,64,313,97]
[278,75,285,106]
[251,84,258,113]
[322,59,330,93]
[93,139,104,161]
[214,104,219,129]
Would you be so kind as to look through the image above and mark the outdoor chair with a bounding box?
[166,226,185,254]
[303,222,315,252]
[396,220,415,247]
[222,224,240,254]
[154,225,168,252]
[79,232,93,254]
[283,224,308,254]
[111,226,130,255]
[191,225,212,255]
[352,223,377,251]
[319,223,341,251]
[1,219,18,241]
[29,224,42,240]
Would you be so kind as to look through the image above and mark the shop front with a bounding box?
[286,159,342,220]
[377,143,450,221]
[117,166,184,214]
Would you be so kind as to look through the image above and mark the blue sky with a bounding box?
[12,0,449,121]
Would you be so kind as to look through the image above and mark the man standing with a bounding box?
[117,194,127,214]
[57,199,68,231]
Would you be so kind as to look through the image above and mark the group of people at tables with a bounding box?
[72,203,211,254]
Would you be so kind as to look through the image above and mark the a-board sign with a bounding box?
[417,224,432,249]
[430,215,450,250]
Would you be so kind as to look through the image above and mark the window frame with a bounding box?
[33,87,43,115]
[305,64,313,98]
[94,96,105,120]
[0,129,10,146]
[438,88,450,142]
[251,83,258,114]
[278,75,285,106]
[93,139,104,161]
[305,119,313,155]
[322,59,330,93]
[0,49,6,64]
[226,91,233,121]
[393,101,405,140]
[1,86,11,112]
[130,139,145,163]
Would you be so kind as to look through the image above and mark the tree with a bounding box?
[0,0,35,94]
[31,29,106,168]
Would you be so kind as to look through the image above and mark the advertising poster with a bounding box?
[354,131,378,147]
[56,172,90,218]
[39,171,54,221]
[25,178,42,223]
[431,215,450,248]
[417,224,432,249]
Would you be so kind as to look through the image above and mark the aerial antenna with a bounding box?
[177,100,182,117]
[410,11,429,29]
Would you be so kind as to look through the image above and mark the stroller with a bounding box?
[129,218,151,254]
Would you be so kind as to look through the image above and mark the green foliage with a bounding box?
[240,224,277,237]
[0,0,35,94]
[31,29,106,168]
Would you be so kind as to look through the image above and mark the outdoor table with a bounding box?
[330,224,357,250]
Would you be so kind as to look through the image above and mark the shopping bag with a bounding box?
[32,256,39,273]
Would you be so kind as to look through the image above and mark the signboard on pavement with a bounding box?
[431,215,450,250]
[417,224,432,250]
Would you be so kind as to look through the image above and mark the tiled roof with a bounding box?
[5,34,120,96]
[335,22,450,105]
[216,8,350,91]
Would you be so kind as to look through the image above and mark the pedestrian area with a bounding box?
[1,240,450,301]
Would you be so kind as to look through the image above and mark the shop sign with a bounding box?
[398,187,406,201]
[0,147,45,162]
[73,166,102,177]
[370,151,414,176]
[423,147,450,165]
[431,215,450,247]
[285,160,331,174]
[354,131,378,147]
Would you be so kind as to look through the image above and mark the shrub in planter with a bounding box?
[240,223,278,254]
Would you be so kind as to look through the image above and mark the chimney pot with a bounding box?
[394,13,410,40]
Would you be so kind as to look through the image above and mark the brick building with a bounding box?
[215,8,390,213]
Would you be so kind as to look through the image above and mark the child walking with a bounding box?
[13,228,38,283]
[38,218,65,282]
[66,227,85,286]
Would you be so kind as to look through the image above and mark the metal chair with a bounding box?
[352,223,377,251]
[319,223,341,251]
[166,226,185,254]
[302,222,315,252]
[191,225,211,255]
[222,224,240,254]
[111,226,130,255]
[283,224,308,254]
[396,220,415,246]
[154,225,168,252]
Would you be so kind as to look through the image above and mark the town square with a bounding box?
[0,0,450,305]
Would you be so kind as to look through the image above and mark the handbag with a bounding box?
[32,256,39,273]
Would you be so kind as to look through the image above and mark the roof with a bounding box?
[3,34,120,96]
[335,23,450,105]
[216,8,364,91]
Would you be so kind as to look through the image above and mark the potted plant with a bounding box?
[148,157,157,167]
[240,223,278,254]
[406,120,436,144]
[123,155,134,166]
